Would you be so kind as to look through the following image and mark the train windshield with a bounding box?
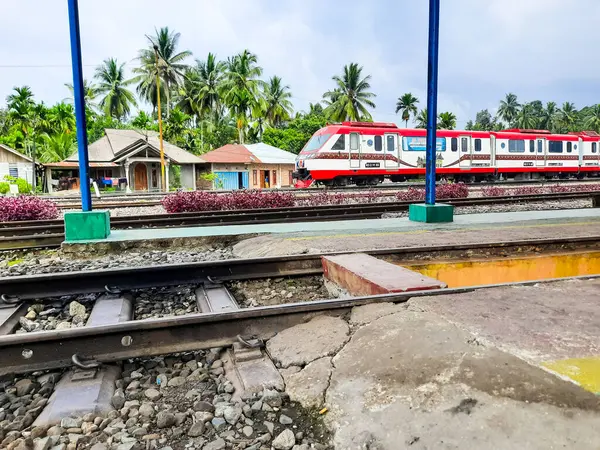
[301,133,332,153]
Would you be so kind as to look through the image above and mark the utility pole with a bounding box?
[154,45,166,192]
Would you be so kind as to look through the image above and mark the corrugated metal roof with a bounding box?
[201,143,296,165]
[66,129,205,164]
[245,143,296,164]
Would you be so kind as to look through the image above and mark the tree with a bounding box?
[497,93,521,127]
[130,111,156,130]
[64,79,99,111]
[195,53,226,119]
[263,76,293,127]
[515,103,538,129]
[262,112,327,154]
[94,58,137,121]
[415,109,429,128]
[47,103,76,134]
[39,132,75,163]
[133,27,192,117]
[584,105,600,132]
[322,63,376,122]
[221,50,264,143]
[558,102,577,132]
[438,112,457,130]
[395,93,419,127]
[541,102,559,132]
[6,86,36,140]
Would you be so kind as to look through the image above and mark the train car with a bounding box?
[292,122,600,187]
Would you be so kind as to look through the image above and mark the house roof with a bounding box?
[201,143,296,165]
[0,144,34,163]
[66,129,205,165]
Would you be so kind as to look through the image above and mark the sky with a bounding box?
[1,0,600,128]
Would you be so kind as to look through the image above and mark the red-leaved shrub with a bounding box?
[481,186,508,197]
[513,186,544,195]
[0,196,59,222]
[395,187,425,202]
[437,183,469,199]
[161,190,295,213]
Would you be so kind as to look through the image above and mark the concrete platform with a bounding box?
[61,208,600,253]
[268,278,600,449]
[322,253,446,296]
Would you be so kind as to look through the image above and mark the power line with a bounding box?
[0,64,98,68]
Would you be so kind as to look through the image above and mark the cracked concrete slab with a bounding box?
[283,357,333,409]
[267,315,349,368]
[324,308,600,450]
[349,302,406,327]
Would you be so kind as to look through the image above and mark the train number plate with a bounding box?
[365,162,381,168]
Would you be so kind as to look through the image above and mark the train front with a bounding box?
[292,128,333,188]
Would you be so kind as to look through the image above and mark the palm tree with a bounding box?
[94,58,137,121]
[515,103,538,129]
[195,53,226,119]
[584,105,600,132]
[6,86,35,136]
[221,50,264,143]
[497,93,521,127]
[395,93,419,127]
[558,102,578,132]
[438,112,457,130]
[39,132,75,163]
[133,27,192,117]
[47,103,76,134]
[415,109,429,128]
[131,111,155,129]
[322,63,376,122]
[541,101,559,132]
[263,76,293,127]
[64,79,99,111]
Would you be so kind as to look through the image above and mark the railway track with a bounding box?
[0,190,598,251]
[1,236,599,376]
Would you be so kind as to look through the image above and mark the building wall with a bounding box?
[0,162,34,185]
[194,162,295,190]
[249,164,295,189]
[0,148,31,164]
[180,164,196,190]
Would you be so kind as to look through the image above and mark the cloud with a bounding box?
[1,0,599,127]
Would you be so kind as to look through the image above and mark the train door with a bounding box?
[536,138,546,167]
[349,132,360,168]
[384,133,400,168]
[458,135,472,167]
[578,138,583,167]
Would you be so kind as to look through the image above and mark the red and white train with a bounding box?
[292,122,600,187]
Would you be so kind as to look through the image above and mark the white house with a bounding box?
[0,144,35,185]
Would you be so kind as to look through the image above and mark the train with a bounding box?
[292,121,600,187]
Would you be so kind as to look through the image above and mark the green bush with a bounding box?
[0,182,9,195]
[16,178,31,194]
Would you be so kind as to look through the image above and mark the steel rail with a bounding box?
[1,274,599,376]
[1,235,599,301]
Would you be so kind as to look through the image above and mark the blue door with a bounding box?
[241,172,249,189]
[213,172,250,190]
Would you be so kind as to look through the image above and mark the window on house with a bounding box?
[350,133,359,151]
[529,141,535,153]
[253,170,258,185]
[332,135,346,150]
[374,135,382,151]
[548,141,563,153]
[474,139,482,152]
[567,142,572,153]
[451,138,458,152]
[8,164,18,178]
[508,140,525,153]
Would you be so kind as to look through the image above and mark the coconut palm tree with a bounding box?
[438,112,457,130]
[133,27,192,117]
[558,102,578,132]
[94,58,137,121]
[395,93,419,127]
[541,101,559,132]
[47,103,76,134]
[221,50,264,143]
[497,93,521,127]
[64,79,99,111]
[585,105,600,132]
[195,53,226,119]
[515,103,538,129]
[322,63,376,122]
[415,109,429,128]
[39,132,75,163]
[263,76,293,127]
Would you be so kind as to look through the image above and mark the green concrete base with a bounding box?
[409,203,454,223]
[64,210,111,241]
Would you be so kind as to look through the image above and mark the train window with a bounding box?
[350,133,359,151]
[508,140,525,153]
[501,143,506,149]
[461,138,469,152]
[374,136,382,151]
[474,139,482,152]
[537,141,543,153]
[451,138,458,152]
[332,135,345,151]
[548,141,563,153]
[567,142,572,153]
[574,144,577,150]
[529,141,535,153]
[593,143,598,153]
[386,135,395,152]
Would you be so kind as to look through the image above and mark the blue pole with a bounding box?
[67,0,92,211]
[425,0,440,205]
